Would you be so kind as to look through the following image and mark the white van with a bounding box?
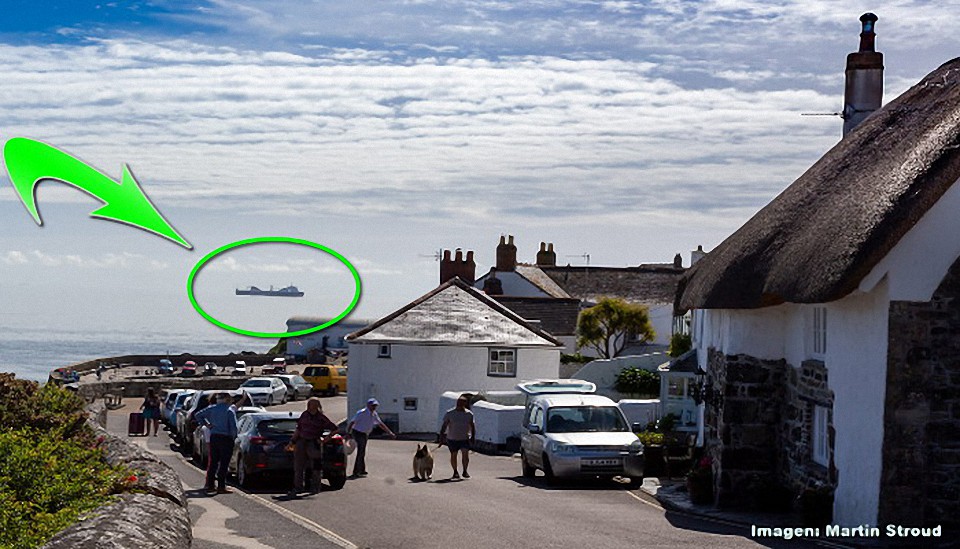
[520,392,644,486]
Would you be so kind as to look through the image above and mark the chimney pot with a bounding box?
[843,13,883,137]
[466,251,474,262]
[455,248,463,261]
[496,234,518,271]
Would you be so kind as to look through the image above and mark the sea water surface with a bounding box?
[0,326,269,382]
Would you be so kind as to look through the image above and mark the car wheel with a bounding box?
[289,391,297,402]
[327,472,346,490]
[521,451,536,478]
[330,385,339,397]
[626,476,643,490]
[267,396,274,406]
[281,393,287,405]
[237,458,254,488]
[542,454,558,485]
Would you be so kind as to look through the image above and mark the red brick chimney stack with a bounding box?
[496,235,517,271]
[440,247,476,284]
[536,242,557,266]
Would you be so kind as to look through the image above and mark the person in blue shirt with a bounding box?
[194,393,238,494]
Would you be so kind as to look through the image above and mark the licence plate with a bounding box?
[584,458,621,466]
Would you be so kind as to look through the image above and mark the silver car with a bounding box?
[520,393,643,486]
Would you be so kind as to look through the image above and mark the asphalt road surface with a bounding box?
[110,396,824,549]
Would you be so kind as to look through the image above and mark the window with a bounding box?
[667,377,687,398]
[378,344,391,358]
[404,398,418,411]
[488,348,516,377]
[813,405,830,466]
[811,306,827,357]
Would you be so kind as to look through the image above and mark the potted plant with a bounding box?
[686,456,713,504]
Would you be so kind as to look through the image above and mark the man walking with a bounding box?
[288,397,339,496]
[439,394,476,479]
[347,398,396,478]
[194,393,238,494]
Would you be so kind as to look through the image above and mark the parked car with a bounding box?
[240,377,288,406]
[232,361,248,376]
[181,361,198,377]
[302,365,347,396]
[520,393,644,487]
[162,389,196,426]
[176,389,247,450]
[271,374,313,401]
[202,362,217,376]
[193,405,265,464]
[158,359,174,375]
[262,357,287,375]
[229,411,347,490]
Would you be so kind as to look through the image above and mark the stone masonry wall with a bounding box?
[706,350,834,508]
[706,350,785,507]
[42,404,192,549]
[882,255,960,530]
[777,360,834,492]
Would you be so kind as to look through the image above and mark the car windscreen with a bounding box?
[257,419,298,435]
[242,380,271,388]
[546,406,629,433]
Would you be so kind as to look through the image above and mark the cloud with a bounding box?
[1,250,169,270]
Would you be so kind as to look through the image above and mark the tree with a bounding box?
[576,297,655,359]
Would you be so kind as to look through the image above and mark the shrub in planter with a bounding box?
[686,456,714,504]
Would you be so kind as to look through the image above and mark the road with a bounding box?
[109,395,822,549]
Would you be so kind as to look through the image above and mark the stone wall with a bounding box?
[706,350,834,508]
[706,350,785,507]
[883,256,960,530]
[777,360,834,492]
[42,405,192,549]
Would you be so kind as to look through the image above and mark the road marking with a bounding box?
[242,491,358,549]
[624,489,665,511]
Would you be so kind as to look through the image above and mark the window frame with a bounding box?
[377,344,391,358]
[487,348,517,377]
[812,405,830,467]
[810,306,827,359]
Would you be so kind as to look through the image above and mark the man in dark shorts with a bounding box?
[287,397,338,496]
[439,394,476,479]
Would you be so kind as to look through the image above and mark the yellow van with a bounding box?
[302,365,347,396]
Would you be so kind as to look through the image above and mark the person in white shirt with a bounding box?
[346,398,396,478]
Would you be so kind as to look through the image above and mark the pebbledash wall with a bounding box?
[693,176,960,526]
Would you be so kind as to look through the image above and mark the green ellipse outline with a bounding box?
[186,237,362,338]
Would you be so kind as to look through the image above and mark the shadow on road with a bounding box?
[498,475,635,491]
[660,509,827,548]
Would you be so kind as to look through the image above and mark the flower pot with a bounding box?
[686,476,713,504]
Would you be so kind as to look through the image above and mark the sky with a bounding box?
[1,1,958,348]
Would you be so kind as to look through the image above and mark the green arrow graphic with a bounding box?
[3,137,192,249]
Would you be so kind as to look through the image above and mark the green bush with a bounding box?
[560,353,592,365]
[614,367,660,396]
[668,333,692,357]
[0,375,125,549]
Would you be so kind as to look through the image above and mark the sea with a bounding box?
[0,326,270,382]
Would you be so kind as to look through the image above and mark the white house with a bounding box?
[284,317,372,359]
[678,25,960,531]
[346,278,563,433]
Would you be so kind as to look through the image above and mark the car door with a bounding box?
[521,404,546,467]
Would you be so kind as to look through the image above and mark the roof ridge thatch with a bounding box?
[680,57,960,310]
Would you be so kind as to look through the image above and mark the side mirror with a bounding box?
[528,424,542,434]
[632,422,644,434]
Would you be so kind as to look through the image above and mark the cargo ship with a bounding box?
[235,285,305,297]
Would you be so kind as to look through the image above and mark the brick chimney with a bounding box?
[673,253,683,268]
[536,242,557,267]
[843,13,883,137]
[439,248,476,284]
[482,272,503,295]
[495,235,517,271]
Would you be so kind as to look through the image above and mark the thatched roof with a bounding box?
[679,58,960,311]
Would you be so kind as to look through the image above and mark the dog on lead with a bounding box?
[413,444,434,481]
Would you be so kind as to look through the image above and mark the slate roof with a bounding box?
[542,264,685,306]
[513,265,572,298]
[347,278,563,347]
[679,58,960,311]
[491,296,581,336]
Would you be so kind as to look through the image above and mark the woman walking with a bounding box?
[140,387,162,436]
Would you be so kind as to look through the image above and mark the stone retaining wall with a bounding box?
[79,377,250,400]
[42,404,192,549]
